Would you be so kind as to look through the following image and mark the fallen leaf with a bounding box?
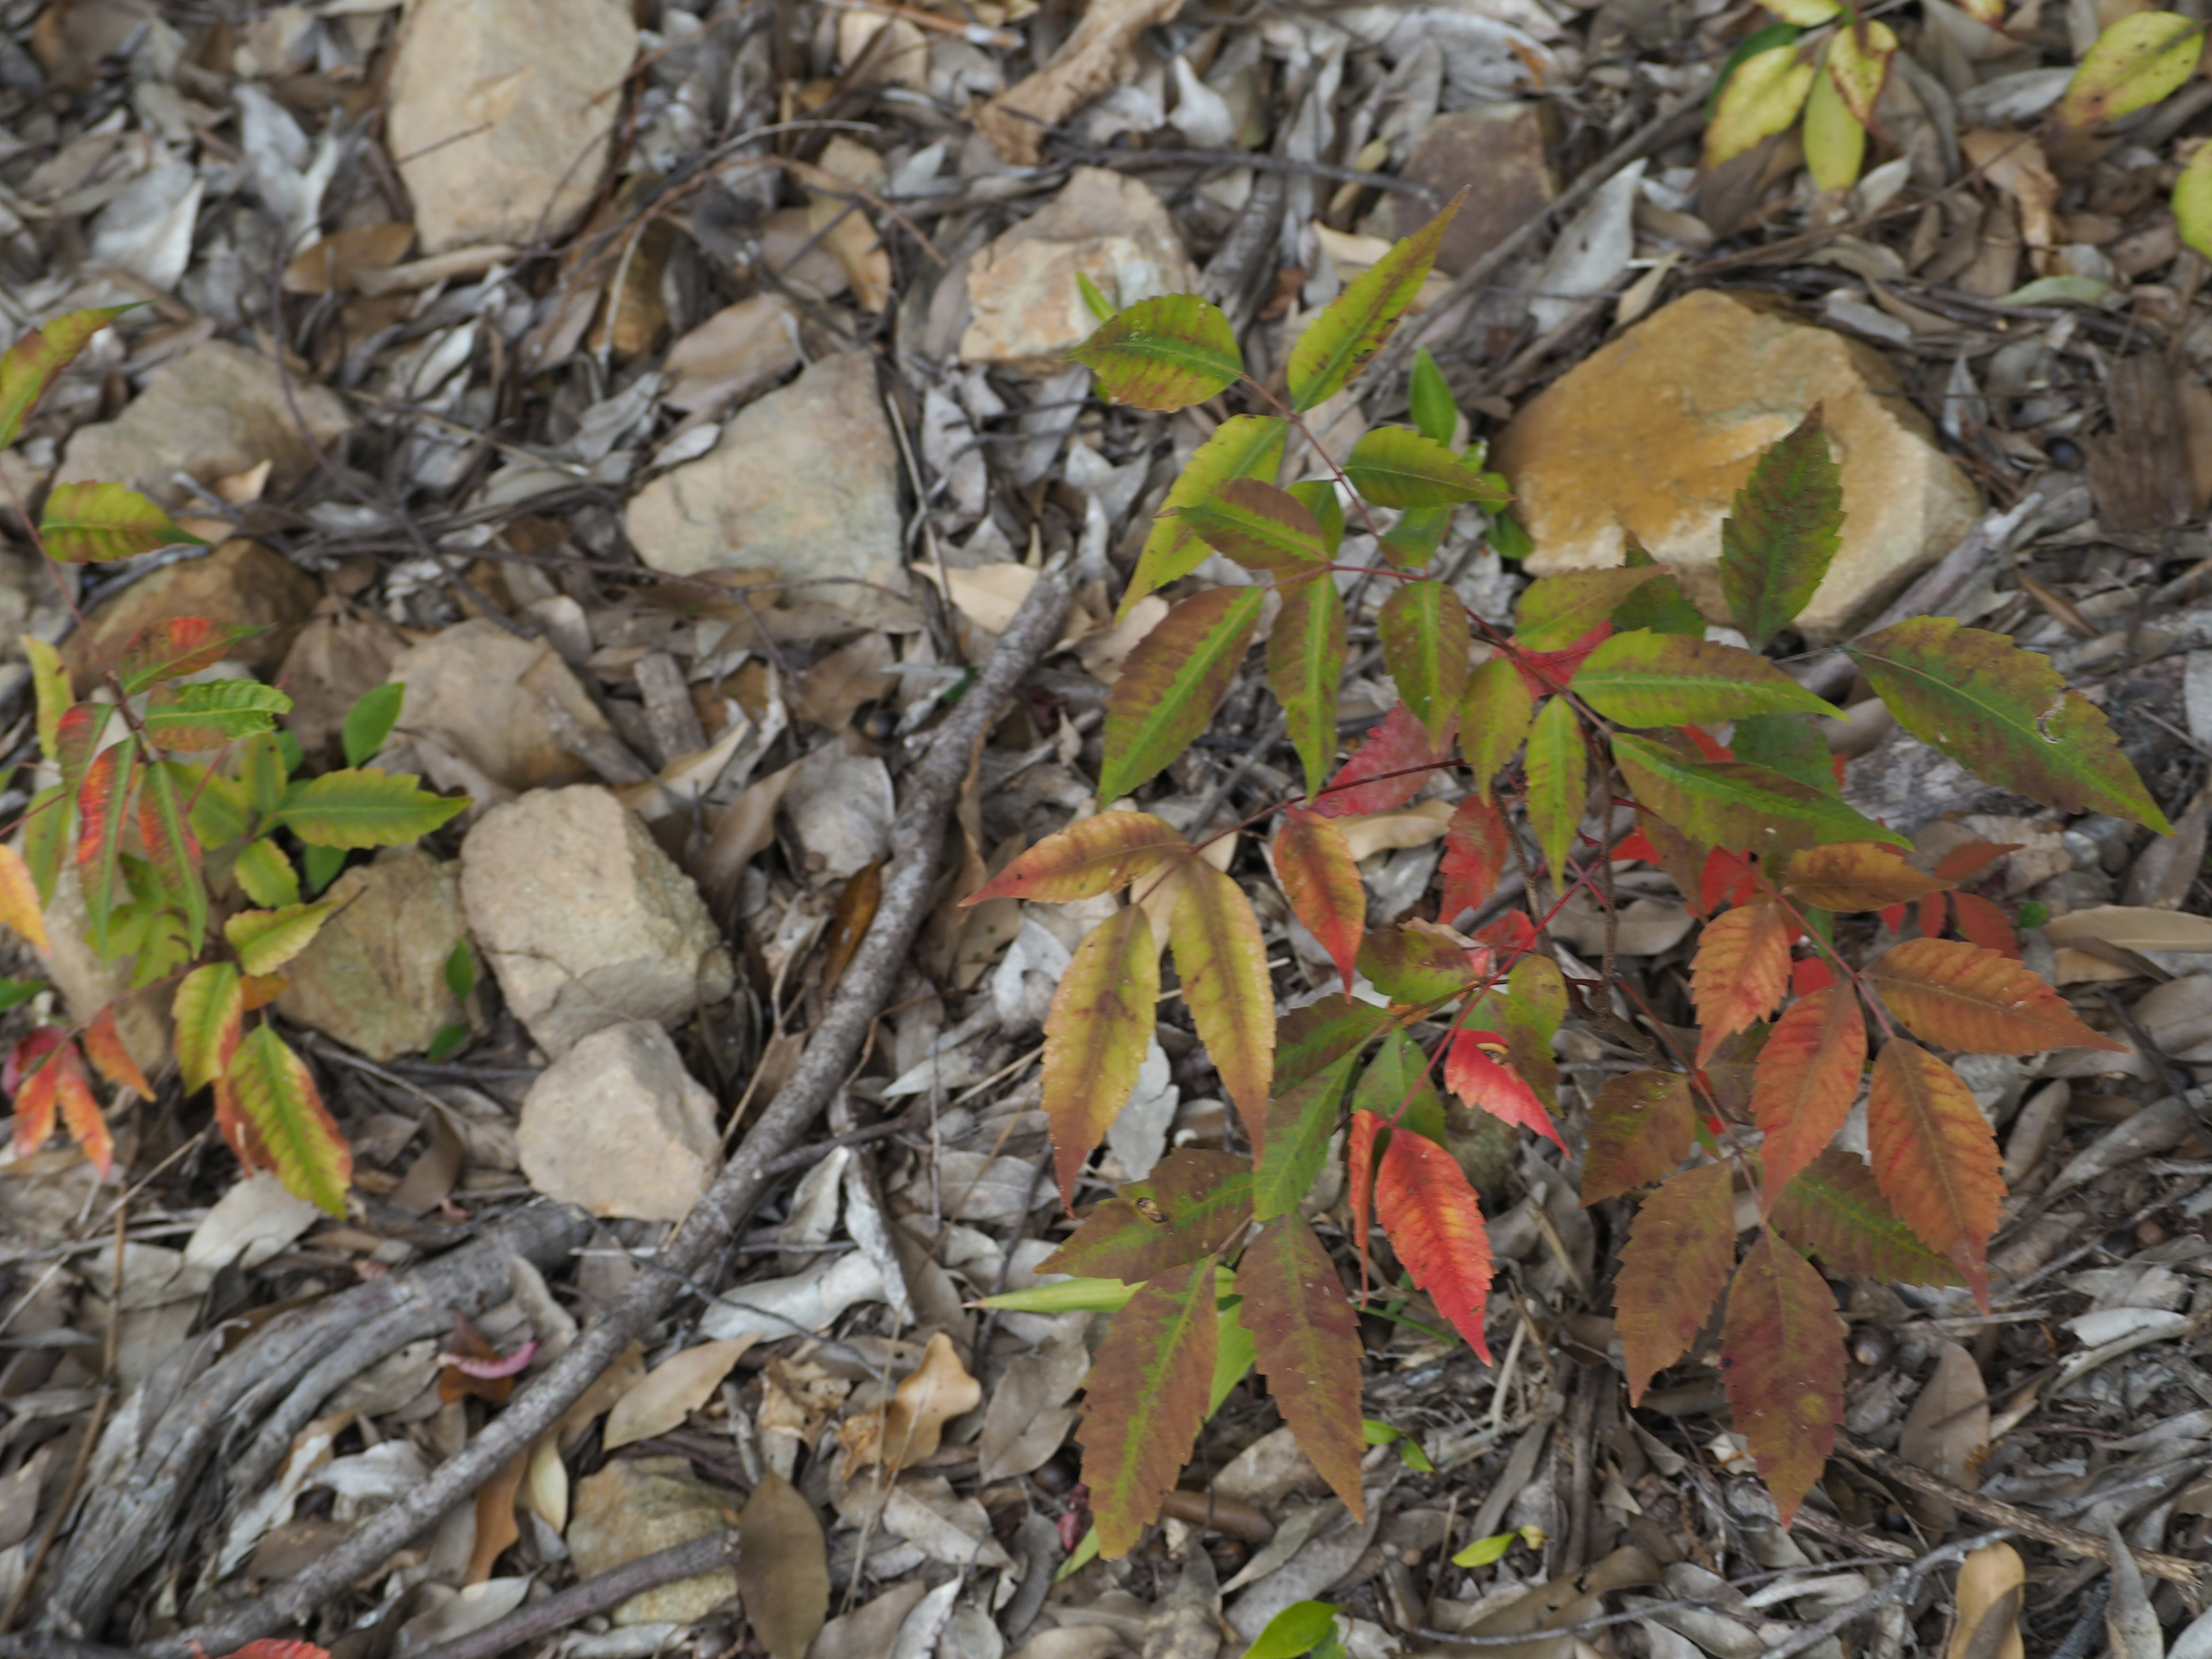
[736,1469,830,1659]
[603,1335,760,1451]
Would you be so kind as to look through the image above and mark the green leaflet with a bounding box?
[1717,410,1842,647]
[2056,10,2205,133]
[38,480,207,564]
[1524,695,1587,880]
[1040,1149,1256,1283]
[0,306,134,452]
[1516,567,1664,651]
[1459,656,1535,788]
[1408,348,1459,445]
[1380,504,1451,570]
[1255,1050,1361,1221]
[1287,480,1345,556]
[1275,995,1391,1094]
[1613,731,1906,855]
[224,900,338,976]
[143,681,292,751]
[1069,293,1243,411]
[1847,616,2169,832]
[1732,712,1838,797]
[138,755,207,953]
[342,681,406,767]
[1266,572,1347,800]
[1178,479,1328,574]
[1378,580,1469,744]
[1612,543,1708,636]
[1569,630,1838,726]
[276,767,468,847]
[225,1025,354,1216]
[233,837,302,908]
[1288,190,1463,412]
[21,784,70,908]
[173,960,243,1093]
[1126,417,1289,617]
[75,738,135,955]
[1077,1255,1218,1557]
[1101,586,1263,802]
[1770,1147,1965,1286]
[1350,1030,1448,1143]
[1343,426,1505,510]
[2180,143,2212,261]
[23,638,67,767]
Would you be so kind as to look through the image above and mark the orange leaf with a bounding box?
[1168,860,1274,1143]
[0,844,48,952]
[82,1006,151,1101]
[224,1027,353,1215]
[1934,839,2020,882]
[964,811,1188,905]
[1438,793,1511,923]
[1950,892,2020,959]
[1719,1229,1846,1524]
[52,1041,109,1179]
[1041,907,1160,1209]
[1347,1108,1382,1294]
[1310,703,1450,819]
[1692,902,1790,1065]
[1077,1256,1217,1557]
[1783,842,1952,911]
[1867,1039,2002,1306]
[1751,983,1866,1203]
[116,617,259,691]
[1863,937,2124,1055]
[1445,1031,1564,1150]
[1616,1161,1736,1404]
[8,1032,63,1160]
[1373,1124,1494,1360]
[1240,1212,1366,1514]
[1582,1069,1696,1205]
[1273,806,1364,991]
[222,1643,331,1659]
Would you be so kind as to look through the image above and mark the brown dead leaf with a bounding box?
[603,1335,760,1451]
[803,138,893,313]
[467,1450,528,1585]
[821,861,882,995]
[794,632,897,729]
[841,1331,982,1474]
[976,0,1185,163]
[1946,1543,2024,1659]
[736,1469,831,1659]
[1961,130,2058,262]
[1897,1339,1988,1530]
[556,1342,649,1450]
[282,224,417,294]
[663,294,805,416]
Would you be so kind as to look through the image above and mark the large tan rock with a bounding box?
[460,785,734,1058]
[960,166,1199,372]
[385,0,636,255]
[1495,290,1981,642]
[276,850,471,1062]
[623,353,910,625]
[65,539,320,682]
[387,618,611,793]
[516,1022,720,1222]
[56,342,351,505]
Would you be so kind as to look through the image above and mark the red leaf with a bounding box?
[7,1030,63,1160]
[1510,626,1612,700]
[1680,724,1734,763]
[1373,1124,1494,1359]
[1950,892,2019,959]
[1700,848,1759,914]
[1934,840,2020,882]
[222,1643,332,1659]
[1614,826,1658,864]
[1751,983,1866,1203]
[1240,1212,1366,1514]
[83,1006,152,1101]
[1864,937,2124,1055]
[1582,1070,1696,1205]
[50,1041,108,1178]
[1867,1039,2003,1306]
[1347,1109,1381,1294]
[1616,1161,1737,1403]
[1918,891,1949,940]
[1444,1030,1564,1149]
[1790,956,1835,995]
[1720,1229,1846,1525]
[1274,806,1364,990]
[1692,902,1791,1065]
[1438,793,1510,924]
[116,617,257,690]
[1310,703,1450,818]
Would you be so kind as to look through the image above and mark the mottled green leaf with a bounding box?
[1070,293,1242,411]
[1289,190,1463,412]
[1718,410,1842,648]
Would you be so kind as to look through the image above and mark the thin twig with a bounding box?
[413,1531,741,1659]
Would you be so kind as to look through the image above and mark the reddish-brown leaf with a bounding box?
[1935,840,2018,882]
[225,1026,353,1215]
[52,1041,109,1177]
[1240,1212,1366,1513]
[1782,842,1953,912]
[1950,892,2020,959]
[1692,902,1791,1065]
[1863,937,2124,1055]
[1310,703,1450,819]
[1583,1070,1696,1205]
[1751,983,1866,1203]
[1347,1108,1382,1292]
[116,617,260,692]
[1438,793,1511,924]
[1274,806,1364,991]
[965,812,1188,905]
[1077,1255,1218,1557]
[1616,1161,1737,1404]
[1169,860,1274,1144]
[1445,1031,1564,1150]
[8,1031,62,1161]
[1719,1229,1847,1525]
[1041,906,1160,1209]
[1373,1123,1494,1359]
[1770,1147,1965,1286]
[1867,1039,2002,1305]
[74,738,134,952]
[83,1006,151,1101]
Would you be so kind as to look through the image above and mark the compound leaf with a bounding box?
[39,480,207,565]
[1268,570,1348,801]
[1863,937,2124,1055]
[1571,630,1837,726]
[225,1024,352,1216]
[1241,1212,1366,1512]
[1616,1160,1737,1403]
[1783,842,1952,911]
[1771,1147,1964,1285]
[1524,694,1586,880]
[1344,426,1505,510]
[1077,1256,1218,1557]
[1380,579,1470,743]
[276,768,467,848]
[1126,417,1288,616]
[1692,902,1791,1065]
[1041,906,1160,1209]
[1717,410,1842,648]
[967,812,1188,906]
[1374,1123,1495,1359]
[1069,293,1242,411]
[1289,190,1463,412]
[1720,1229,1846,1524]
[1583,1070,1696,1205]
[1170,859,1274,1144]
[1274,806,1363,991]
[1867,1039,2002,1306]
[1040,1149,1254,1282]
[1101,587,1263,802]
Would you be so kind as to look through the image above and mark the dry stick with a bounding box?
[1837,1440,2210,1597]
[158,566,1076,1658]
[412,1531,743,1659]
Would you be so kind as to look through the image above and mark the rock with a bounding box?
[960,167,1199,372]
[568,1456,740,1624]
[0,541,75,672]
[661,294,804,416]
[1495,290,1982,642]
[55,341,352,506]
[387,618,613,793]
[275,850,471,1062]
[65,539,320,683]
[460,785,736,1058]
[516,1022,721,1221]
[1843,726,2018,835]
[623,353,910,626]
[384,0,637,255]
[1377,103,1558,274]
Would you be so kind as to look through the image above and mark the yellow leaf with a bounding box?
[1706,41,1817,171]
[0,844,48,952]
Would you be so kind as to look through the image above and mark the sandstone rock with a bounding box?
[66,540,320,683]
[516,1022,721,1222]
[1377,103,1557,274]
[1495,290,1982,642]
[387,618,612,793]
[385,0,637,255]
[55,342,351,506]
[569,1456,740,1624]
[460,785,735,1058]
[623,353,910,625]
[960,167,1199,372]
[275,850,471,1062]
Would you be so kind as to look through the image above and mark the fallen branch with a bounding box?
[414,1532,742,1659]
[151,563,1076,1657]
